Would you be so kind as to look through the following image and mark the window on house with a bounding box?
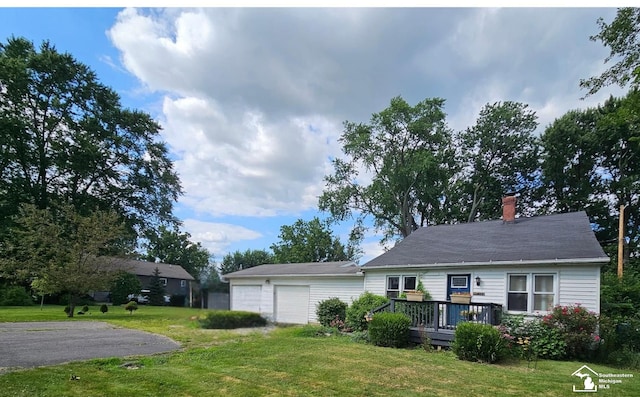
[160,278,167,286]
[507,274,555,312]
[386,275,417,298]
[534,275,554,311]
[404,276,416,291]
[387,276,400,298]
[450,276,468,289]
[180,280,186,288]
[507,275,528,311]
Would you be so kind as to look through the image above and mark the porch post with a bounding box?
[434,302,440,331]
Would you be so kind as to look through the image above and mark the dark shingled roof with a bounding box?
[224,261,360,278]
[115,258,195,280]
[363,211,608,268]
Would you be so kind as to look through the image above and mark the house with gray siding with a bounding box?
[116,258,196,304]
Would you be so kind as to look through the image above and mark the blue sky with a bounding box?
[0,7,627,264]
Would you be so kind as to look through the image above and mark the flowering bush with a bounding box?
[329,315,353,333]
[499,314,566,360]
[543,304,599,360]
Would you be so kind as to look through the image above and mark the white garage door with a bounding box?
[274,285,310,324]
[231,285,261,313]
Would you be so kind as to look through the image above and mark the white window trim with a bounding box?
[506,273,557,314]
[180,280,186,287]
[386,275,418,297]
[160,278,168,286]
[450,275,469,289]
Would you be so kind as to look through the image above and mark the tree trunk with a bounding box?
[67,294,75,318]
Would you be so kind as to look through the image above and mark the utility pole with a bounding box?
[618,205,626,279]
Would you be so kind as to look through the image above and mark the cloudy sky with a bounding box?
[0,7,627,264]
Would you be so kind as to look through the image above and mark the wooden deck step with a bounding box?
[410,327,455,347]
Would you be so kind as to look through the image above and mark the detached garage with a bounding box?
[224,261,364,324]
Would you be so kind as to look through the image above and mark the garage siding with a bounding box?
[308,278,364,323]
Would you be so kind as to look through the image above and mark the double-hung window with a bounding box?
[507,275,528,311]
[533,275,554,311]
[507,273,555,313]
[386,275,417,298]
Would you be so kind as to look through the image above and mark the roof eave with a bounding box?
[363,257,610,270]
[225,272,364,279]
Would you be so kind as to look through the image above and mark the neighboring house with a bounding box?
[116,258,196,305]
[224,196,609,325]
[223,261,364,324]
[361,197,609,317]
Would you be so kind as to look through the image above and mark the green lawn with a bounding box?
[1,305,639,396]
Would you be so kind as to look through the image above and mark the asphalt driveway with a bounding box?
[0,321,180,373]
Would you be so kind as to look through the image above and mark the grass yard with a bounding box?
[1,305,639,396]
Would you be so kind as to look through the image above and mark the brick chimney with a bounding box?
[502,195,516,223]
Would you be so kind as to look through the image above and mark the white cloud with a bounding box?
[107,7,626,259]
[182,218,262,255]
[161,95,340,217]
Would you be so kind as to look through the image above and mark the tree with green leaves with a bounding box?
[454,101,540,222]
[541,90,640,260]
[200,263,229,293]
[144,226,211,279]
[271,218,359,263]
[0,37,182,244]
[110,271,142,305]
[319,96,454,245]
[581,8,640,96]
[148,267,166,306]
[0,203,127,317]
[220,249,274,275]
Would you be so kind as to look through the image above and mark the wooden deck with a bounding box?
[370,299,503,347]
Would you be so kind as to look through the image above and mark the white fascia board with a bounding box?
[362,257,611,270]
[224,273,364,279]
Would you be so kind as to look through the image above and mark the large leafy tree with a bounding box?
[220,249,274,275]
[144,226,211,279]
[581,7,640,96]
[541,91,640,259]
[319,96,454,244]
[270,218,359,263]
[109,271,142,306]
[0,37,182,242]
[454,101,540,222]
[0,204,127,316]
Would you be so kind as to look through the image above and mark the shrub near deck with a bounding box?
[369,312,411,348]
[452,322,507,363]
[199,310,266,329]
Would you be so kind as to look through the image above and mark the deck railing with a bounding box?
[370,299,503,331]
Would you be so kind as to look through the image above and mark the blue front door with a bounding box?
[447,274,471,326]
